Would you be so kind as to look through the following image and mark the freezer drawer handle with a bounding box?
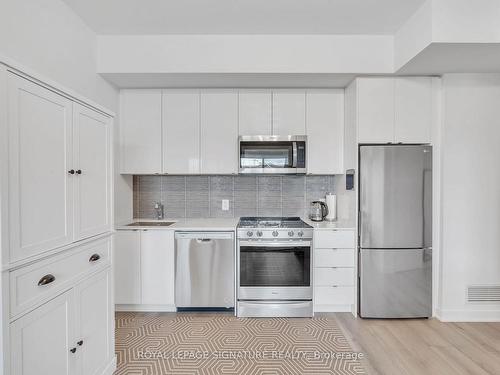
[38,274,55,286]
[197,239,212,243]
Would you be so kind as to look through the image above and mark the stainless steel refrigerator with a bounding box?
[359,145,432,318]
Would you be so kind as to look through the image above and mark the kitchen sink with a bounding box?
[125,221,175,227]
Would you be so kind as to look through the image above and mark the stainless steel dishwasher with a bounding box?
[175,232,235,309]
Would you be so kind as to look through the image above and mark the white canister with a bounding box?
[325,193,337,221]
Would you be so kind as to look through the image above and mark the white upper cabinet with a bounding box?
[306,90,344,174]
[394,77,433,143]
[120,90,162,174]
[355,77,433,144]
[357,78,395,143]
[162,90,201,174]
[73,104,112,241]
[140,230,175,306]
[200,90,239,174]
[272,90,306,135]
[238,90,272,135]
[7,74,74,262]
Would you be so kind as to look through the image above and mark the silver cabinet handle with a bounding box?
[38,274,55,286]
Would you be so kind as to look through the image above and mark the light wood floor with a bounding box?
[332,313,500,375]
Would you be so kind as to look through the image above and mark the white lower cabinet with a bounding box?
[114,230,175,310]
[140,230,175,306]
[10,266,113,375]
[10,290,76,375]
[114,230,141,304]
[313,229,356,313]
[77,268,113,375]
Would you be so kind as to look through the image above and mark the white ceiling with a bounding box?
[397,44,500,74]
[63,0,425,35]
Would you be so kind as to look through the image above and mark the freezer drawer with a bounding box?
[359,248,432,318]
[175,232,234,308]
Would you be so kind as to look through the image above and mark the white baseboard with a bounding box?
[115,304,176,312]
[101,356,116,375]
[314,304,352,313]
[436,308,500,322]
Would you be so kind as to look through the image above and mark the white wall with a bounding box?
[0,0,133,225]
[394,0,433,71]
[432,0,500,43]
[438,74,500,321]
[0,0,118,111]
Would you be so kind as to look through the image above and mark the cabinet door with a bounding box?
[141,230,175,306]
[200,90,238,174]
[114,231,141,304]
[10,290,76,375]
[73,104,111,240]
[357,78,395,143]
[76,268,112,375]
[395,77,432,143]
[162,90,200,174]
[272,90,306,135]
[7,74,73,262]
[120,90,162,174]
[238,90,272,135]
[306,90,344,174]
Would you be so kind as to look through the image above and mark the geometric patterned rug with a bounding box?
[115,312,366,374]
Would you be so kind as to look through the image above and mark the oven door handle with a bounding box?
[239,240,311,247]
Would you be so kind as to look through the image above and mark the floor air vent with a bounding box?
[467,285,500,303]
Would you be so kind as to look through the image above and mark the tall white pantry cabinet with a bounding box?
[0,64,115,375]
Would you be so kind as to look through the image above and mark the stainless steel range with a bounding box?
[236,217,313,317]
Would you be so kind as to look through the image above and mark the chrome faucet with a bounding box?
[154,202,164,220]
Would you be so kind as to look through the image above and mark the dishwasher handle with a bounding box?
[175,232,234,240]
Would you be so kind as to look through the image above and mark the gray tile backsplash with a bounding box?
[134,175,336,219]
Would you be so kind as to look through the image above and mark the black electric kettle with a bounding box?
[309,201,329,222]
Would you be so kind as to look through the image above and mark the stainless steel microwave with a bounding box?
[239,135,307,174]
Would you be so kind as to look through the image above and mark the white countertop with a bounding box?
[116,217,354,231]
[115,218,239,231]
[302,218,356,230]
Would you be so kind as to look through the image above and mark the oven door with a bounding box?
[239,135,306,174]
[238,240,312,300]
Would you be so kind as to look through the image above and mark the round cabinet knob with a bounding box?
[272,230,279,237]
[288,231,294,237]
[246,231,254,237]
[68,169,75,175]
[75,169,82,175]
[256,231,263,237]
[297,231,304,237]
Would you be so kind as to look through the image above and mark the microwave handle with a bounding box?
[292,142,298,168]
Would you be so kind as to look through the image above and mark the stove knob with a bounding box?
[256,231,263,237]
[297,231,304,237]
[246,231,254,237]
[272,230,279,237]
[288,231,294,237]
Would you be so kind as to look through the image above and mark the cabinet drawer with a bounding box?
[314,267,354,286]
[315,230,355,249]
[10,238,110,317]
[315,248,355,267]
[314,286,355,305]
